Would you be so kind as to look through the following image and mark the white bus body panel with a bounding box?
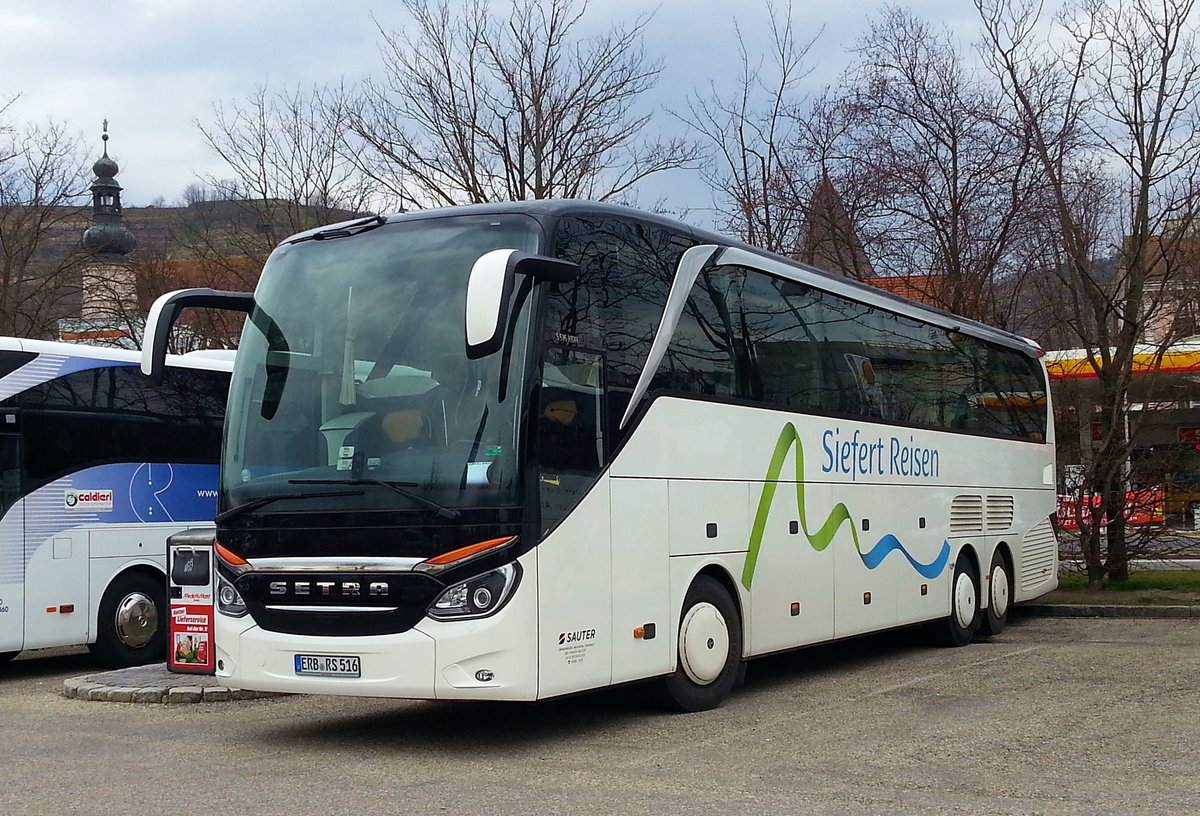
[609,477,671,684]
[536,479,612,698]
[22,529,89,648]
[610,398,1056,652]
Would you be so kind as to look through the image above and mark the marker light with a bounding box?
[215,541,247,566]
[421,536,517,568]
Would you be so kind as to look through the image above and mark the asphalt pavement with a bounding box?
[53,600,1200,703]
[2,616,1198,816]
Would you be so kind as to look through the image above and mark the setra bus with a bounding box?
[141,201,1057,710]
[0,338,230,667]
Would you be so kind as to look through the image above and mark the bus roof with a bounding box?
[0,337,234,372]
[282,200,1041,358]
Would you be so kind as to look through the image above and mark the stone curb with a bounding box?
[1016,604,1200,619]
[62,675,285,704]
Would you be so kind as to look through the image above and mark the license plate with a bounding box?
[294,654,361,678]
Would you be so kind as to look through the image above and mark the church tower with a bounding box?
[80,121,138,332]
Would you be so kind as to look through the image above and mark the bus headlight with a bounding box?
[428,563,520,620]
[217,572,248,617]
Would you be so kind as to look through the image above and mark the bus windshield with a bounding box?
[221,213,542,513]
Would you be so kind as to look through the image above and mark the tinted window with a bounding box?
[20,365,229,486]
[651,268,743,398]
[0,351,35,382]
[655,265,1046,440]
[549,215,695,453]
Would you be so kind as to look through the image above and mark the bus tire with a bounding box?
[655,576,742,712]
[0,651,17,666]
[932,552,979,648]
[979,548,1011,637]
[88,571,166,668]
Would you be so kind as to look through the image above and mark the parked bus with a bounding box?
[0,339,230,667]
[143,202,1058,710]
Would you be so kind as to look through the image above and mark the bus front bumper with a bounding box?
[213,594,538,701]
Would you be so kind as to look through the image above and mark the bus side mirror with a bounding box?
[141,288,254,379]
[465,250,578,359]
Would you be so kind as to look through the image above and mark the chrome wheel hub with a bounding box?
[114,592,158,648]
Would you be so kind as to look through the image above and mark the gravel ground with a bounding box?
[2,617,1199,816]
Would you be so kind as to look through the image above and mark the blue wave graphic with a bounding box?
[859,534,951,579]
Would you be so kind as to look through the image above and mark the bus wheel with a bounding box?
[0,652,17,666]
[656,576,742,712]
[932,553,979,648]
[979,549,1011,637]
[88,572,166,668]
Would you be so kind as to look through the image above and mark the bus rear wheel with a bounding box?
[979,549,1011,637]
[931,553,979,648]
[656,576,742,712]
[88,572,167,668]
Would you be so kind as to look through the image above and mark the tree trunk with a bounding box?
[1104,483,1130,582]
[1079,509,1105,588]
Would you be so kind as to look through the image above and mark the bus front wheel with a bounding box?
[932,553,979,648]
[89,572,167,668]
[656,576,742,712]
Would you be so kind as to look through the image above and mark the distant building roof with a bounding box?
[861,274,949,308]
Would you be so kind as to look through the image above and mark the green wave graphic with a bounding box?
[740,423,950,589]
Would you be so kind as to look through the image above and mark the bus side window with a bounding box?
[549,215,693,455]
[536,347,604,531]
[537,348,603,473]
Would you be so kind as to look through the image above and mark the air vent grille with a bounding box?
[950,495,984,534]
[1019,518,1058,593]
[986,495,1015,531]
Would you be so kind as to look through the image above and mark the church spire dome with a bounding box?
[82,120,137,256]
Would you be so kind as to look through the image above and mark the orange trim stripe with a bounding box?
[215,541,247,566]
[423,536,516,567]
[1047,349,1200,380]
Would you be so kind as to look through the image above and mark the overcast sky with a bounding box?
[0,0,983,221]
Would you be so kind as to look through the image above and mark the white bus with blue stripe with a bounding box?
[0,339,231,667]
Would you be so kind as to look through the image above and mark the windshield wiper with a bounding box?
[216,489,366,524]
[287,214,386,244]
[289,479,461,520]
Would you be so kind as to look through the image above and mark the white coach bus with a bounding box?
[0,339,230,667]
[142,202,1057,710]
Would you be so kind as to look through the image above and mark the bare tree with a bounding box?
[978,0,1200,583]
[150,83,387,349]
[195,82,379,243]
[841,7,1041,327]
[680,3,823,254]
[350,0,696,208]
[0,116,91,337]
